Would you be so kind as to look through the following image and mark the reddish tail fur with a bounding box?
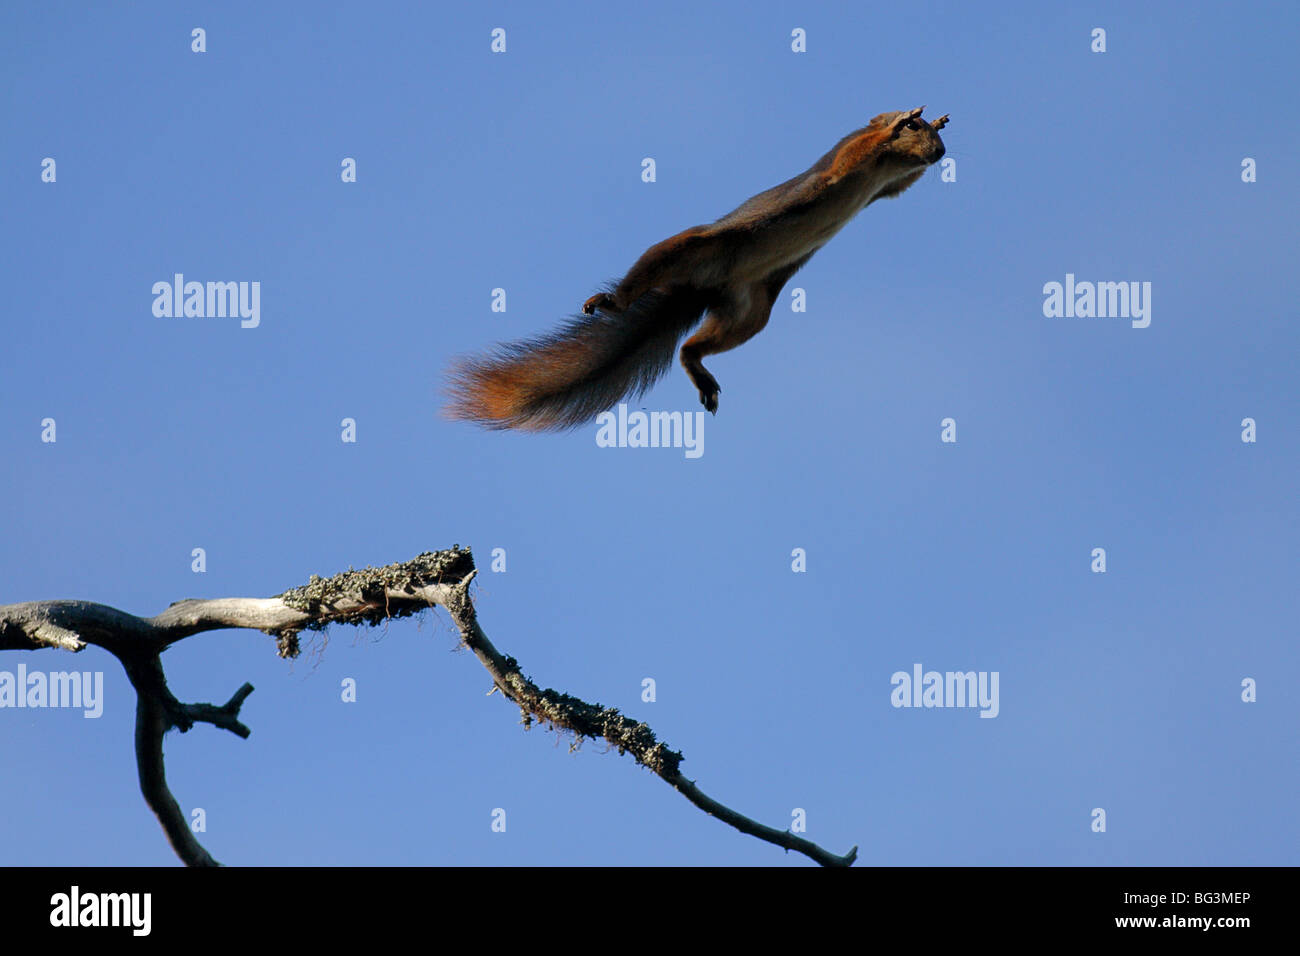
[443,286,711,431]
[445,110,949,431]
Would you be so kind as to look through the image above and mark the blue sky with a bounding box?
[2,1,1296,865]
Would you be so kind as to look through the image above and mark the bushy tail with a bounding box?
[443,287,710,431]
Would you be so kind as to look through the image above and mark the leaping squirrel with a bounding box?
[445,107,949,430]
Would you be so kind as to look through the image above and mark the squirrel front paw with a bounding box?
[583,292,617,315]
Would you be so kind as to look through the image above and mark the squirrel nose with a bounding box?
[930,143,946,162]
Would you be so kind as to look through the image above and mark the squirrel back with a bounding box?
[444,108,948,431]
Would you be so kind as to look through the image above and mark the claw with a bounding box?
[583,292,615,315]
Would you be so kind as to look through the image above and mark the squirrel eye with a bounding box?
[905,119,920,131]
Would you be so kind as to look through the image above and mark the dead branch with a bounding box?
[0,547,856,867]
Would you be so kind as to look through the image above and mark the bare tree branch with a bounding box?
[0,547,856,867]
[436,568,858,867]
[134,689,221,867]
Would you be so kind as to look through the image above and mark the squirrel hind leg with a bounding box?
[679,334,721,413]
[582,279,623,315]
[681,349,721,413]
[582,291,616,315]
[676,319,728,413]
[699,379,721,414]
[678,285,777,415]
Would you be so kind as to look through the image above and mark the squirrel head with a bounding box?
[872,107,948,167]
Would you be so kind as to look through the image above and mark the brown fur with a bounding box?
[444,108,948,430]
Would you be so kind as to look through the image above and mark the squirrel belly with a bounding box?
[443,108,948,432]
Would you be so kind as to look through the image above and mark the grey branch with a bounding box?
[0,547,856,867]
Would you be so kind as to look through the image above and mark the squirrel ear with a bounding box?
[930,114,949,131]
[891,107,925,133]
[889,107,924,138]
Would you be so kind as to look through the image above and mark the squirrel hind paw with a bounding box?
[583,292,617,315]
[699,386,720,415]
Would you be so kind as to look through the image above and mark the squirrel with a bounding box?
[444,107,948,431]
